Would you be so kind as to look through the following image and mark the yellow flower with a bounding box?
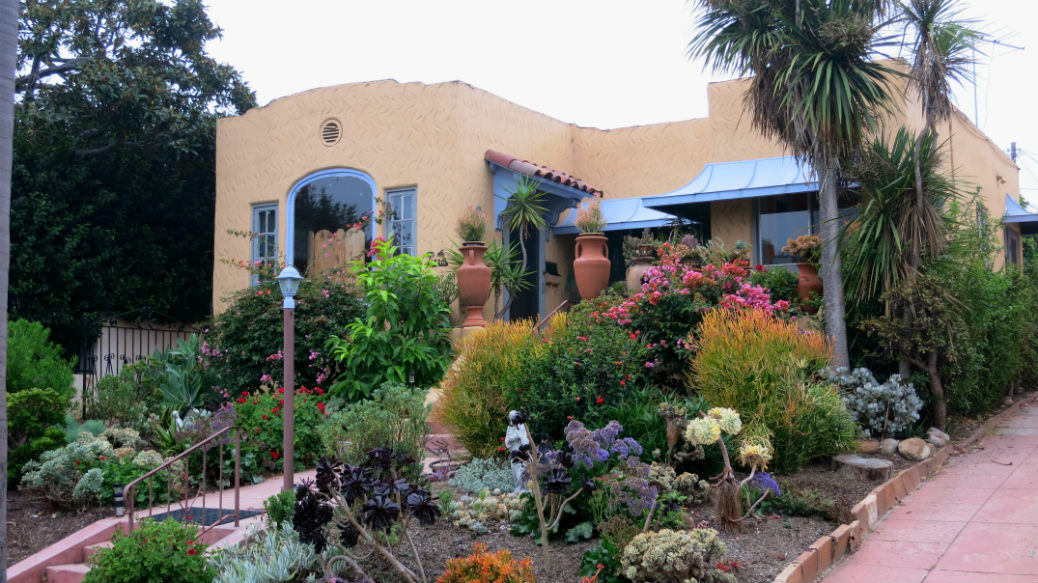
[685,417,722,445]
[738,438,774,470]
[708,407,742,435]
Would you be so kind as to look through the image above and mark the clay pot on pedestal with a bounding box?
[456,242,491,327]
[796,262,823,314]
[574,233,611,300]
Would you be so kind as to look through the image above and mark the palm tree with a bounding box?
[690,0,896,368]
[1,0,17,574]
[498,176,548,273]
[899,0,976,271]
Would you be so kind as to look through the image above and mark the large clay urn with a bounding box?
[456,242,491,327]
[796,262,823,314]
[574,233,611,300]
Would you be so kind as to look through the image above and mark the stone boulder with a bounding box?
[926,427,950,448]
[880,438,900,456]
[898,437,932,461]
[857,440,881,454]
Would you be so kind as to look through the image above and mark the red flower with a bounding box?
[271,450,279,460]
[262,414,269,420]
[187,548,197,555]
[187,540,195,545]
[575,397,581,402]
[497,447,505,452]
[567,416,574,420]
[597,397,604,404]
[241,391,248,396]
[100,455,106,460]
[237,397,247,404]
[317,402,326,414]
[315,388,324,395]
[277,387,285,394]
[75,460,80,465]
[620,380,625,386]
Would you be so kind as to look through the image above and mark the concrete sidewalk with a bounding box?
[820,398,1038,583]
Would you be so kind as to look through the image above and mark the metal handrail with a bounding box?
[533,299,571,334]
[125,425,241,535]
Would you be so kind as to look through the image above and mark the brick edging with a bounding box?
[773,391,1038,583]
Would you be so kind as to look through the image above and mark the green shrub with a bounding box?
[233,385,328,474]
[620,528,735,583]
[690,308,857,473]
[207,268,364,392]
[448,457,514,494]
[63,417,107,443]
[84,359,165,432]
[155,333,221,414]
[85,518,214,583]
[6,318,75,398]
[316,381,429,479]
[327,239,452,402]
[826,367,923,439]
[746,481,840,522]
[211,522,316,583]
[263,490,296,528]
[506,304,651,441]
[748,264,800,305]
[435,319,532,457]
[7,387,68,482]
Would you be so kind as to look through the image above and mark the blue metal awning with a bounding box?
[642,156,817,215]
[553,197,677,235]
[1004,194,1037,223]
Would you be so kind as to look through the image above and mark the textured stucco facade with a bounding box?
[214,75,1022,314]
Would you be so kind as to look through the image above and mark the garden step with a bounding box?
[82,541,112,561]
[44,562,89,583]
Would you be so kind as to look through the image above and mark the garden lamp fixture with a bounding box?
[276,266,303,308]
[277,265,303,492]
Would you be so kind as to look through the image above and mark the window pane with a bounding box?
[759,194,810,264]
[293,174,374,272]
[388,188,417,256]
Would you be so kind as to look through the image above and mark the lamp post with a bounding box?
[277,265,302,492]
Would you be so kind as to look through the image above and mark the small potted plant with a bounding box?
[455,206,491,327]
[573,198,610,300]
[623,228,656,291]
[781,234,822,310]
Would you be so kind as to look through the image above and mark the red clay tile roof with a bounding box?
[485,150,603,197]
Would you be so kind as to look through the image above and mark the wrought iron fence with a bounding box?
[77,308,202,412]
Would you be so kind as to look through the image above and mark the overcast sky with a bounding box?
[203,0,1038,206]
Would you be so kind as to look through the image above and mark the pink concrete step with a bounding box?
[82,541,112,561]
[44,562,89,583]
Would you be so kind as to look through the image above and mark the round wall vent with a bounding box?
[320,119,342,146]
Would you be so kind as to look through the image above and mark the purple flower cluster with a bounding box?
[750,472,782,497]
[564,420,643,469]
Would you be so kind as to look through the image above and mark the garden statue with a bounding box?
[505,410,531,492]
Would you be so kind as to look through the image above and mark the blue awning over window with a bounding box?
[553,198,677,235]
[1004,194,1037,223]
[641,156,817,215]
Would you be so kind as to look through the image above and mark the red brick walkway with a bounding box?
[820,398,1038,583]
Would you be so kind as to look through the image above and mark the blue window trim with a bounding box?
[250,202,278,286]
[387,187,417,256]
[285,168,378,268]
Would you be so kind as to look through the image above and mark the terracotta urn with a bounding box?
[456,242,491,327]
[574,233,611,300]
[625,257,652,292]
[796,262,823,314]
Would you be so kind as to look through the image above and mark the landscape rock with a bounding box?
[898,437,932,461]
[880,438,900,456]
[857,440,881,454]
[926,428,949,448]
[833,454,894,481]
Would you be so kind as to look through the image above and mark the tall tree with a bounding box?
[690,0,896,368]
[900,0,975,272]
[12,0,255,351]
[1,0,17,575]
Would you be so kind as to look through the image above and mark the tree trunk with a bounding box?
[927,350,946,431]
[0,0,17,576]
[817,159,850,369]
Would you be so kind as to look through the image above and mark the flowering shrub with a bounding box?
[782,234,821,265]
[232,385,328,473]
[506,305,650,441]
[207,271,364,392]
[620,528,736,583]
[691,309,857,472]
[437,543,536,583]
[826,367,923,439]
[599,244,788,387]
[84,518,214,583]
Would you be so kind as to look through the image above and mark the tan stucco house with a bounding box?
[213,75,1030,321]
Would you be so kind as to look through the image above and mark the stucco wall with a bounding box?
[215,74,1022,313]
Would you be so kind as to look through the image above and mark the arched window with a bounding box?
[287,169,376,275]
